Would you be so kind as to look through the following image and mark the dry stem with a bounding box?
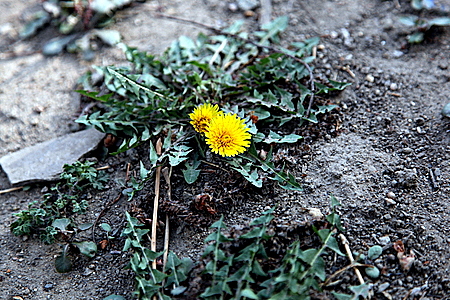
[0,186,24,194]
[151,138,162,270]
[339,234,366,285]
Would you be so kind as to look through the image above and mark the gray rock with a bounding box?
[0,128,104,185]
[378,282,390,293]
[237,0,259,11]
[442,103,450,118]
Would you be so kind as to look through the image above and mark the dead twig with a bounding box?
[95,165,110,171]
[151,138,162,270]
[161,166,173,271]
[155,13,316,116]
[0,186,24,194]
[322,262,373,288]
[200,160,230,173]
[339,234,366,286]
[125,163,131,183]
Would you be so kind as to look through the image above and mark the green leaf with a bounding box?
[326,236,345,256]
[329,79,352,90]
[330,194,341,209]
[408,32,424,43]
[349,283,371,298]
[182,162,201,184]
[94,29,122,46]
[241,288,259,299]
[78,223,94,231]
[149,140,159,167]
[55,253,72,273]
[168,144,192,166]
[171,286,187,295]
[259,15,289,44]
[51,218,70,231]
[19,11,50,39]
[399,16,418,26]
[429,17,450,27]
[100,223,112,232]
[103,295,126,300]
[139,161,149,180]
[331,292,352,300]
[73,241,97,258]
[263,131,302,144]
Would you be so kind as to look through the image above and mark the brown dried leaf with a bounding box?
[393,240,405,253]
[98,239,108,250]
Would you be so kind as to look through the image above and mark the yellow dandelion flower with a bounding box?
[189,103,221,134]
[205,113,251,157]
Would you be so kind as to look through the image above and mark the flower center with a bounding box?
[217,134,233,149]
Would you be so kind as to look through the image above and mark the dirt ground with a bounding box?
[1,0,450,299]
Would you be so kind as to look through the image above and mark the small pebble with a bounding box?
[228,3,238,11]
[386,191,396,199]
[365,74,375,83]
[385,198,396,205]
[401,147,413,154]
[441,103,450,118]
[379,235,391,245]
[392,50,404,58]
[387,254,396,261]
[378,282,390,293]
[389,83,398,90]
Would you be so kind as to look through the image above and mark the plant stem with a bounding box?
[151,138,162,270]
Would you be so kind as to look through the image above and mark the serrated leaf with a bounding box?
[168,145,192,166]
[348,283,371,298]
[280,134,303,143]
[329,79,352,90]
[232,165,263,188]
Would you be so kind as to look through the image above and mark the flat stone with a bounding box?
[237,0,259,11]
[0,128,104,185]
